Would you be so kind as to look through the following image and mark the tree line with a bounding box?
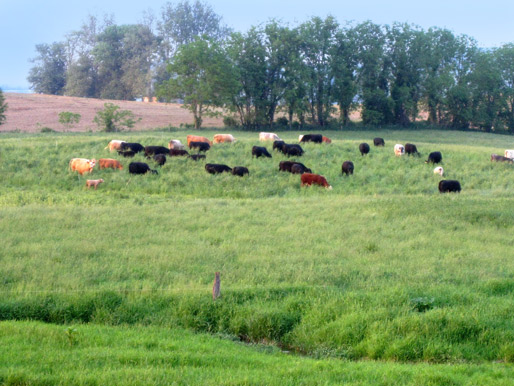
[28,1,514,132]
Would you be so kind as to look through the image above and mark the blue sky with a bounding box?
[1,0,514,90]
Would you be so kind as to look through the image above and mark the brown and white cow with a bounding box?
[505,150,514,159]
[213,134,236,144]
[168,139,185,150]
[99,158,123,170]
[69,158,96,175]
[300,173,332,189]
[394,144,405,156]
[105,140,126,152]
[187,135,212,147]
[259,132,281,142]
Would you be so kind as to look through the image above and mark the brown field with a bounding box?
[1,93,224,133]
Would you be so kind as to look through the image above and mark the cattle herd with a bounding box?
[69,132,514,194]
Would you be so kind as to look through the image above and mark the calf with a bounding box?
[426,151,442,164]
[120,142,144,153]
[205,163,232,174]
[438,180,461,193]
[252,146,272,158]
[373,137,385,146]
[491,154,513,163]
[86,179,104,190]
[168,139,185,150]
[145,146,169,158]
[232,166,249,176]
[342,161,354,176]
[259,132,281,141]
[282,143,304,157]
[189,154,206,161]
[189,141,211,152]
[433,166,444,176]
[300,173,332,189]
[69,158,96,175]
[405,143,419,156]
[118,150,135,158]
[273,140,286,152]
[359,143,370,156]
[105,140,126,152]
[169,149,189,157]
[153,154,166,166]
[299,134,323,143]
[129,162,158,175]
[394,144,405,156]
[99,158,123,170]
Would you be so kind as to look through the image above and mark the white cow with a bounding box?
[168,139,185,150]
[259,132,281,142]
[394,144,405,156]
[504,150,514,159]
[105,140,126,152]
[433,166,444,176]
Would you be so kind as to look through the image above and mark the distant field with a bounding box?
[1,129,514,384]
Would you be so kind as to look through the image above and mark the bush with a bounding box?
[0,88,7,125]
[58,111,81,130]
[40,127,56,133]
[275,117,288,127]
[93,103,140,132]
[223,116,239,128]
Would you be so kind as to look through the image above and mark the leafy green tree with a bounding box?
[58,111,81,130]
[495,44,514,131]
[0,88,7,125]
[93,103,140,132]
[27,42,67,95]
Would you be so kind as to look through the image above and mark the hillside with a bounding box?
[1,93,224,132]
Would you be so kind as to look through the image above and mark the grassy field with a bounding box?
[1,128,514,384]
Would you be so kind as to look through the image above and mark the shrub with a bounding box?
[40,127,56,133]
[0,88,7,125]
[93,103,140,132]
[58,111,81,130]
[223,116,239,128]
[275,116,288,127]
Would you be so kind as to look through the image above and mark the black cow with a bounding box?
[252,146,272,158]
[405,143,420,156]
[359,143,370,156]
[282,143,304,157]
[342,161,354,175]
[169,149,190,157]
[279,161,311,173]
[439,180,461,193]
[273,140,286,151]
[189,141,211,152]
[232,166,249,176]
[153,154,166,166]
[291,163,312,174]
[145,146,169,158]
[118,150,135,158]
[205,163,232,174]
[491,154,514,163]
[373,137,385,146]
[300,134,323,143]
[120,142,144,153]
[129,162,158,175]
[426,151,442,164]
[189,154,206,161]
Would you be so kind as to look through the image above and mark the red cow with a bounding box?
[99,158,123,170]
[300,173,332,189]
[322,136,332,144]
[187,135,212,146]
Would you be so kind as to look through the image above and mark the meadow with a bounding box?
[1,128,514,384]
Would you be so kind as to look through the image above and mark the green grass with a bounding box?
[0,128,514,383]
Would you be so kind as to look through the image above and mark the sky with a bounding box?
[2,0,514,90]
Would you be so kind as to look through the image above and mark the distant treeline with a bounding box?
[28,1,514,132]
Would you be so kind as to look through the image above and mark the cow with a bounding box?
[439,180,461,193]
[342,161,354,176]
[259,132,282,142]
[291,163,312,174]
[359,143,370,156]
[118,150,135,158]
[273,140,286,152]
[205,163,232,174]
[405,143,420,156]
[373,137,385,147]
[491,154,514,163]
[168,139,185,150]
[301,173,332,190]
[128,162,158,175]
[299,134,323,143]
[505,150,514,159]
[213,134,236,144]
[279,161,311,173]
[189,154,206,161]
[434,166,444,176]
[99,158,123,170]
[322,136,332,144]
[426,151,442,164]
[169,149,190,157]
[144,146,169,158]
[153,154,166,166]
[120,142,145,153]
[282,143,304,157]
[69,158,96,175]
[86,179,104,190]
[252,146,272,158]
[105,140,126,152]
[189,141,211,152]
[394,144,405,156]
[187,135,212,146]
[232,166,249,176]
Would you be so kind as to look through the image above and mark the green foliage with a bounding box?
[0,88,7,125]
[93,103,140,132]
[27,42,67,95]
[58,111,81,130]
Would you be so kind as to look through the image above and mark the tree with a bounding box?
[93,103,140,132]
[0,88,7,125]
[495,44,514,131]
[27,42,67,95]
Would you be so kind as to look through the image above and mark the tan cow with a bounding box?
[213,134,236,144]
[69,158,96,175]
[99,158,123,170]
[259,132,281,141]
[505,150,514,159]
[187,135,212,147]
[433,166,444,176]
[86,179,104,189]
[105,140,126,152]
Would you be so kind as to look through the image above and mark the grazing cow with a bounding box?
[153,154,166,166]
[169,149,190,157]
[252,146,272,158]
[439,180,461,193]
[120,142,145,153]
[168,139,185,150]
[491,154,514,163]
[69,158,96,175]
[189,154,206,161]
[322,136,332,144]
[213,134,236,143]
[187,135,212,146]
[434,166,444,176]
[189,141,211,152]
[300,173,332,189]
[205,163,232,174]
[359,143,370,156]
[282,143,304,157]
[291,163,312,174]
[342,161,354,176]
[128,162,158,175]
[144,146,169,158]
[374,137,385,146]
[299,134,323,143]
[105,140,126,152]
[86,179,104,190]
[259,132,282,142]
[426,151,442,164]
[405,143,420,156]
[279,161,311,173]
[273,140,286,151]
[99,158,123,170]
[232,166,249,176]
[394,144,405,156]
[118,150,135,158]
[505,150,514,159]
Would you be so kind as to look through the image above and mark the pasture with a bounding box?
[1,128,514,384]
